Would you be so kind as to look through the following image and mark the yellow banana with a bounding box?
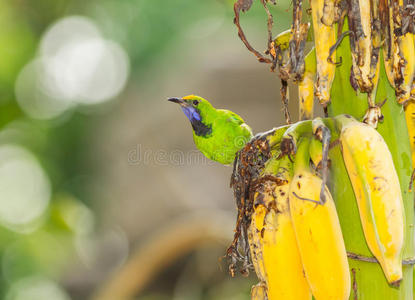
[248,156,311,300]
[289,137,350,300]
[311,0,336,106]
[299,48,316,121]
[247,204,267,284]
[336,114,405,285]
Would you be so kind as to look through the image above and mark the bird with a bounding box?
[168,95,253,165]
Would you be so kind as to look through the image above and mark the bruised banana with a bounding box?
[251,283,267,300]
[350,0,372,92]
[367,0,382,108]
[311,0,336,106]
[248,156,311,300]
[393,0,415,104]
[289,137,350,300]
[253,124,290,152]
[396,31,415,104]
[321,0,336,26]
[336,114,404,285]
[405,100,415,168]
[299,48,316,121]
[383,0,399,88]
[281,120,313,155]
[383,0,415,104]
[270,29,292,79]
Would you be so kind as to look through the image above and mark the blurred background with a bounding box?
[0,0,308,299]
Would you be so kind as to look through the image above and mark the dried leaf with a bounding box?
[235,0,254,12]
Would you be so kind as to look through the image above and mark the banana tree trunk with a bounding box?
[327,19,414,299]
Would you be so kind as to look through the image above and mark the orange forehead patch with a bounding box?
[183,95,197,100]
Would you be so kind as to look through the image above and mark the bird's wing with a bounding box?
[219,109,245,125]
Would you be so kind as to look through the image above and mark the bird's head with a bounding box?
[168,95,214,137]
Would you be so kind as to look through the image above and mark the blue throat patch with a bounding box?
[181,106,201,122]
[181,106,212,137]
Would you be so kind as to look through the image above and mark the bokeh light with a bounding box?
[5,276,70,300]
[15,15,130,120]
[15,58,73,120]
[0,144,51,233]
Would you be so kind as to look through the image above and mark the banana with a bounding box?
[396,31,415,104]
[309,136,323,168]
[248,156,311,300]
[364,35,383,128]
[350,0,373,92]
[336,114,405,285]
[367,0,382,111]
[289,137,351,300]
[404,100,415,177]
[251,283,267,300]
[383,0,415,104]
[321,0,336,26]
[394,0,415,104]
[383,47,396,88]
[311,0,336,106]
[270,29,293,80]
[247,204,268,284]
[299,48,317,121]
[382,0,399,88]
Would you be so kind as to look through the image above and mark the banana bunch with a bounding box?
[229,0,414,297]
[230,115,406,299]
[248,155,311,300]
[244,119,350,300]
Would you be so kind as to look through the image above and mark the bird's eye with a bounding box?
[193,100,199,106]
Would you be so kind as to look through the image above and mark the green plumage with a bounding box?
[170,95,253,165]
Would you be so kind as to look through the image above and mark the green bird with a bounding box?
[168,95,253,165]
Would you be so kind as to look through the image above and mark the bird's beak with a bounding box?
[168,97,185,106]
